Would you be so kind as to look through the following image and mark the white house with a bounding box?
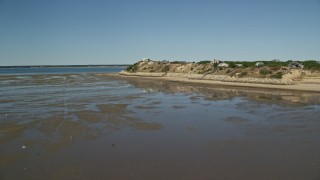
[141,58,150,62]
[255,62,265,67]
[212,59,221,64]
[217,63,229,67]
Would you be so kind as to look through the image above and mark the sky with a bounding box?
[0,0,320,65]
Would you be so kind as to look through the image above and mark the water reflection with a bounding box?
[0,74,163,178]
[116,75,320,106]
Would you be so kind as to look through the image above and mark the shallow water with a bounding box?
[1,73,320,180]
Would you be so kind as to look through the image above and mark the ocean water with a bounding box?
[0,66,125,75]
[0,68,320,180]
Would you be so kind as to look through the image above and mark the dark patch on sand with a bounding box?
[134,105,157,109]
[103,115,163,131]
[186,126,196,132]
[0,153,27,167]
[148,101,162,105]
[272,124,308,133]
[0,99,16,103]
[97,104,128,114]
[41,119,99,154]
[74,110,101,123]
[172,105,186,109]
[224,117,250,124]
[0,121,32,144]
[131,122,163,131]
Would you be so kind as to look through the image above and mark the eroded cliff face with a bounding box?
[121,60,320,85]
[125,60,213,74]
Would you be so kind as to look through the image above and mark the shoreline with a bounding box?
[101,72,320,93]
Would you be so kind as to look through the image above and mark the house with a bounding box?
[217,63,229,67]
[212,59,221,64]
[288,62,304,69]
[148,61,154,65]
[255,62,265,67]
[161,60,169,64]
[235,64,243,67]
[141,58,151,62]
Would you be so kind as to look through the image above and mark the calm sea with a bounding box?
[1,67,320,179]
[0,66,125,75]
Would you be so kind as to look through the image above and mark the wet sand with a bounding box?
[1,73,320,180]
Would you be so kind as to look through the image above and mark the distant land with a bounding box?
[118,59,320,90]
[0,64,130,68]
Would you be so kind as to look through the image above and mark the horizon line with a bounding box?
[0,64,130,68]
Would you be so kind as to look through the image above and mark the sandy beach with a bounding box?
[110,72,320,92]
[162,76,320,92]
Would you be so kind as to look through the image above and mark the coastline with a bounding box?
[102,72,320,93]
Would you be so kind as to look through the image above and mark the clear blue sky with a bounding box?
[0,0,319,65]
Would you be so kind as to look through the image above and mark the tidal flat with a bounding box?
[1,73,320,180]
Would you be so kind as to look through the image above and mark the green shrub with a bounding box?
[263,61,289,67]
[270,73,282,79]
[259,69,272,75]
[271,66,281,71]
[302,60,320,70]
[162,65,170,72]
[197,61,211,64]
[125,65,134,72]
[171,61,183,64]
[238,71,248,78]
[228,62,236,68]
[125,63,139,72]
[126,65,136,72]
[241,62,256,68]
